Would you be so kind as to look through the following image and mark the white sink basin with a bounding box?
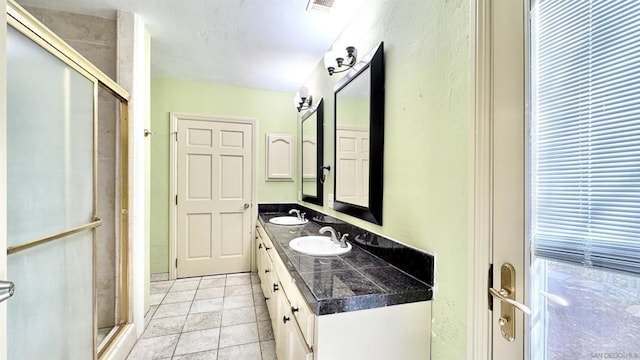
[289,236,352,256]
[269,216,309,226]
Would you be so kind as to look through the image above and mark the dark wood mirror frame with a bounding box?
[301,98,324,206]
[333,42,384,225]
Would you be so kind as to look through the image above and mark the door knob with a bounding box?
[0,280,15,303]
[243,203,250,209]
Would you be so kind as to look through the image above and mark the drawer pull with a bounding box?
[265,246,272,251]
[265,269,271,273]
[283,315,290,324]
[291,306,299,313]
[273,283,279,292]
[258,243,263,249]
[265,297,270,301]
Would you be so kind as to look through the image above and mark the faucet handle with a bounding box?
[300,212,306,220]
[339,234,350,248]
[334,231,342,244]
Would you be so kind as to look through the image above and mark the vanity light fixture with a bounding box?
[324,46,358,76]
[295,86,313,112]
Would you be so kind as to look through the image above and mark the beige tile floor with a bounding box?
[126,273,276,360]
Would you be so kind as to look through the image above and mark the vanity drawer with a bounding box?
[256,225,271,248]
[272,251,292,293]
[288,280,315,348]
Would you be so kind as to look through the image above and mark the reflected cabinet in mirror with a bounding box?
[334,42,384,225]
[301,98,324,205]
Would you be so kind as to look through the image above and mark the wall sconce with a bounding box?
[295,86,313,112]
[324,46,357,76]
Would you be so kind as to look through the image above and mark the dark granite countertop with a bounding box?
[258,213,433,316]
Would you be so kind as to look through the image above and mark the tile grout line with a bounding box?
[145,280,173,331]
[170,276,202,359]
[252,284,265,360]
[215,275,228,360]
[130,274,275,359]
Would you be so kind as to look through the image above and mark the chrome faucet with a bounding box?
[319,226,340,244]
[288,209,303,221]
[339,234,349,248]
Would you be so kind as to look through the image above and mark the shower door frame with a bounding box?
[4,1,131,358]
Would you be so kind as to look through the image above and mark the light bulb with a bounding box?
[324,51,337,70]
[298,86,309,100]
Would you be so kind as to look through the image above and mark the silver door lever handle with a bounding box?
[0,280,15,303]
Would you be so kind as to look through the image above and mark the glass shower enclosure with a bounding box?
[5,2,130,358]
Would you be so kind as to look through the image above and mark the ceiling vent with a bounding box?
[306,0,335,13]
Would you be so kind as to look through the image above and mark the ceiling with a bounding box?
[17,0,366,92]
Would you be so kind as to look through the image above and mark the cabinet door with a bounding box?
[265,133,295,181]
[288,324,313,360]
[276,280,314,360]
[257,241,270,296]
[288,283,315,348]
[277,295,313,360]
[275,291,289,360]
[255,232,263,276]
[265,268,278,318]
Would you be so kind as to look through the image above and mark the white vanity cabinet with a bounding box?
[256,222,432,360]
[275,286,314,360]
[256,225,313,360]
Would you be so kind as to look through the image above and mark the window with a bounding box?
[530,1,640,358]
[531,0,640,275]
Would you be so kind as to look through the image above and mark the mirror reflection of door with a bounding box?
[336,126,369,207]
[302,112,317,197]
[301,98,324,206]
[335,67,370,207]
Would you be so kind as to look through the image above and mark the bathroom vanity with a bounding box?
[256,210,433,360]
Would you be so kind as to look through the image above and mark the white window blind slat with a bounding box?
[531,0,640,275]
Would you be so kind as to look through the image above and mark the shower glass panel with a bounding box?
[6,25,95,359]
[7,232,94,359]
[7,25,94,245]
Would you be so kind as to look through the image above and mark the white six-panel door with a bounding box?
[335,126,369,207]
[174,115,254,278]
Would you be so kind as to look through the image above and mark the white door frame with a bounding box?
[468,0,528,359]
[169,113,257,280]
[0,1,7,355]
[467,0,493,358]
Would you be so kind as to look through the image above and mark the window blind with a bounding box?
[530,0,640,275]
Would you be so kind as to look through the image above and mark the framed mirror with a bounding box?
[334,42,384,225]
[301,98,324,205]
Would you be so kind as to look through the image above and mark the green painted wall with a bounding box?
[150,79,298,273]
[298,1,470,358]
[151,0,470,355]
